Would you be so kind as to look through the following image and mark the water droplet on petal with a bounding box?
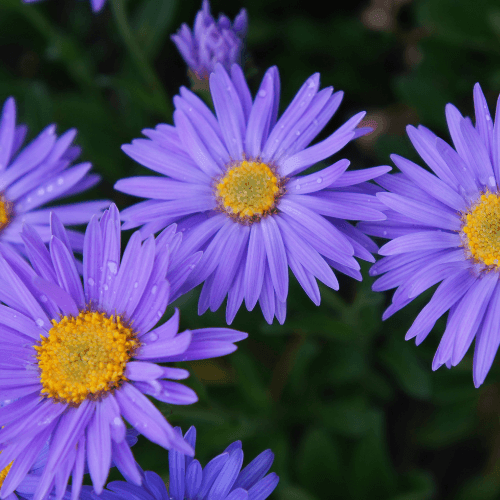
[316,177,322,183]
[104,284,109,291]
[107,261,118,275]
[151,285,158,295]
[258,89,267,98]
[87,278,95,286]
[148,333,158,342]
[36,318,44,327]
[57,177,64,185]
[295,184,301,190]
[37,188,45,196]
[134,282,139,289]
[113,417,122,426]
[40,295,48,303]
[489,176,496,187]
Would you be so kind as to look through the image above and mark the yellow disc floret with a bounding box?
[35,311,139,405]
[0,194,12,232]
[215,160,281,221]
[462,192,500,268]
[0,460,13,488]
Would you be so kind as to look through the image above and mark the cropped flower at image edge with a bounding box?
[80,426,279,500]
[0,97,108,257]
[362,83,500,387]
[0,204,247,500]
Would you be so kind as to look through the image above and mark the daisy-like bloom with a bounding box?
[0,403,138,500]
[171,0,248,82]
[0,439,48,500]
[81,426,279,500]
[360,84,500,387]
[22,0,106,13]
[0,97,107,254]
[115,63,389,324]
[0,204,247,500]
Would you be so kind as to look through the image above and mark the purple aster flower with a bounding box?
[0,400,49,500]
[0,401,137,500]
[80,426,279,500]
[22,0,106,14]
[0,204,247,500]
[171,0,248,81]
[115,63,389,324]
[0,97,107,255]
[360,83,500,387]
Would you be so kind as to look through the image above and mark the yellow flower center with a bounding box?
[0,461,12,488]
[0,195,12,232]
[462,192,500,268]
[215,160,281,221]
[35,311,139,405]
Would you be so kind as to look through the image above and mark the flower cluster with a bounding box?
[2,0,500,499]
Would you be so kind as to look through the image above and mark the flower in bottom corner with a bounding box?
[80,426,279,500]
[360,83,500,387]
[0,204,247,500]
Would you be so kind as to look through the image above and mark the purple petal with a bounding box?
[473,282,500,387]
[0,97,16,170]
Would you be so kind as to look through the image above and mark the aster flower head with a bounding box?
[0,400,48,500]
[81,426,279,500]
[22,0,106,13]
[171,0,248,81]
[0,204,247,500]
[115,63,389,324]
[0,97,107,255]
[360,83,500,387]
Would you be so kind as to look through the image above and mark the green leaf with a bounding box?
[319,396,377,437]
[388,470,435,500]
[456,477,500,500]
[378,334,432,400]
[231,351,271,412]
[133,0,178,58]
[349,411,397,500]
[417,0,500,50]
[278,486,319,500]
[416,402,477,448]
[296,427,343,497]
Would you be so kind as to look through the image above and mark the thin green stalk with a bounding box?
[109,0,172,117]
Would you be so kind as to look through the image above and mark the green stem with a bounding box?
[109,0,171,117]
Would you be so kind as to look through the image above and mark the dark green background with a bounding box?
[1,0,500,498]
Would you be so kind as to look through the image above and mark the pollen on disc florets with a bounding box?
[461,191,500,269]
[35,310,139,405]
[0,460,13,488]
[0,194,13,233]
[215,160,284,224]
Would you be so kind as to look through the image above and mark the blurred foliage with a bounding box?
[1,0,500,498]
